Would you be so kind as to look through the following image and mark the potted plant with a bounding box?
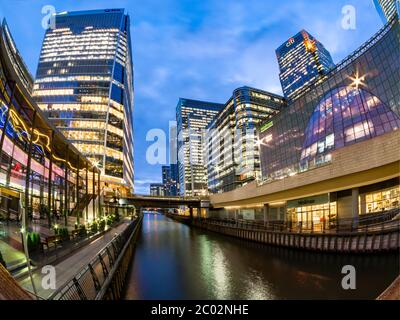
[90,221,98,234]
[98,219,106,232]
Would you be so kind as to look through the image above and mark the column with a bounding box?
[85,164,88,221]
[64,147,69,226]
[97,171,101,218]
[263,204,269,226]
[359,193,367,215]
[189,207,193,219]
[76,161,80,225]
[352,188,359,228]
[92,168,96,220]
[24,111,37,230]
[47,130,54,228]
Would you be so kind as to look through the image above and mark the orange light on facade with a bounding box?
[304,39,316,52]
[349,71,366,89]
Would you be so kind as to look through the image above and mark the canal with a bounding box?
[123,214,399,300]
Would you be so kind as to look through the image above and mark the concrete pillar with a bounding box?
[352,188,359,227]
[359,193,367,215]
[263,204,269,226]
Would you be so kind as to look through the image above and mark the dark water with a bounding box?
[123,214,399,300]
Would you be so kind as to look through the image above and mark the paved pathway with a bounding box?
[18,219,131,299]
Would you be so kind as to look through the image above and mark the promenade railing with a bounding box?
[49,214,142,300]
[193,208,400,235]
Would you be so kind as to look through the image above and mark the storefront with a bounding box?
[360,184,399,214]
[287,194,337,231]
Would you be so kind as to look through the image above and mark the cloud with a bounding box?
[2,0,383,195]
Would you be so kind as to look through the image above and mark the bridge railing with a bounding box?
[49,215,142,300]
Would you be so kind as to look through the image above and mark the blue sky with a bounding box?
[0,0,383,194]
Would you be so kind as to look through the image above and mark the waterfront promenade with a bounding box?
[17,219,131,299]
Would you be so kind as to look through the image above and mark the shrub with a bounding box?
[90,221,98,234]
[98,219,106,232]
[27,232,40,252]
[78,224,87,237]
[55,228,69,240]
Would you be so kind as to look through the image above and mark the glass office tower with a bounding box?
[205,87,286,194]
[374,0,399,23]
[276,30,335,101]
[162,164,178,196]
[149,183,165,196]
[177,98,224,196]
[32,9,134,192]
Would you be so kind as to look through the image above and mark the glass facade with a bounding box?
[259,16,400,182]
[32,9,134,191]
[149,183,165,197]
[276,29,335,100]
[162,164,178,196]
[206,87,286,194]
[300,86,400,170]
[0,19,103,275]
[374,0,399,23]
[362,185,399,214]
[176,98,224,196]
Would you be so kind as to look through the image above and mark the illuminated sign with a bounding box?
[260,120,274,133]
[286,38,295,47]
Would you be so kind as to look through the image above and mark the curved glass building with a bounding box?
[209,15,399,229]
[32,9,134,193]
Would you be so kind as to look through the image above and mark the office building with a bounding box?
[177,98,224,196]
[0,19,102,268]
[32,9,134,193]
[162,164,178,196]
[205,87,285,194]
[212,16,400,229]
[374,0,399,23]
[276,29,335,100]
[150,183,165,197]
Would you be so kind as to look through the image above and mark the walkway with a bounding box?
[18,218,131,299]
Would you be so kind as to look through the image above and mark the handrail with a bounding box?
[49,215,142,300]
[195,208,400,235]
[95,214,142,299]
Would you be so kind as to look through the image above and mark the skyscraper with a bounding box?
[149,183,165,196]
[33,9,134,192]
[177,98,224,196]
[374,0,399,23]
[276,30,335,100]
[162,164,179,196]
[205,87,285,194]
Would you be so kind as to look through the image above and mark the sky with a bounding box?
[0,0,383,194]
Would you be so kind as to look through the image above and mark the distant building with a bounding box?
[32,9,134,192]
[374,0,399,23]
[176,98,224,196]
[205,87,286,194]
[162,164,178,196]
[150,183,165,196]
[276,29,335,101]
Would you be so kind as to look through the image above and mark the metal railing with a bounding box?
[49,215,142,300]
[196,208,400,235]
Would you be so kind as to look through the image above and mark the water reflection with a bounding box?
[123,214,399,300]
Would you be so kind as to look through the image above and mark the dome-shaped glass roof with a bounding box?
[300,86,400,168]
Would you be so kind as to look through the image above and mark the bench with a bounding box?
[41,235,62,251]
